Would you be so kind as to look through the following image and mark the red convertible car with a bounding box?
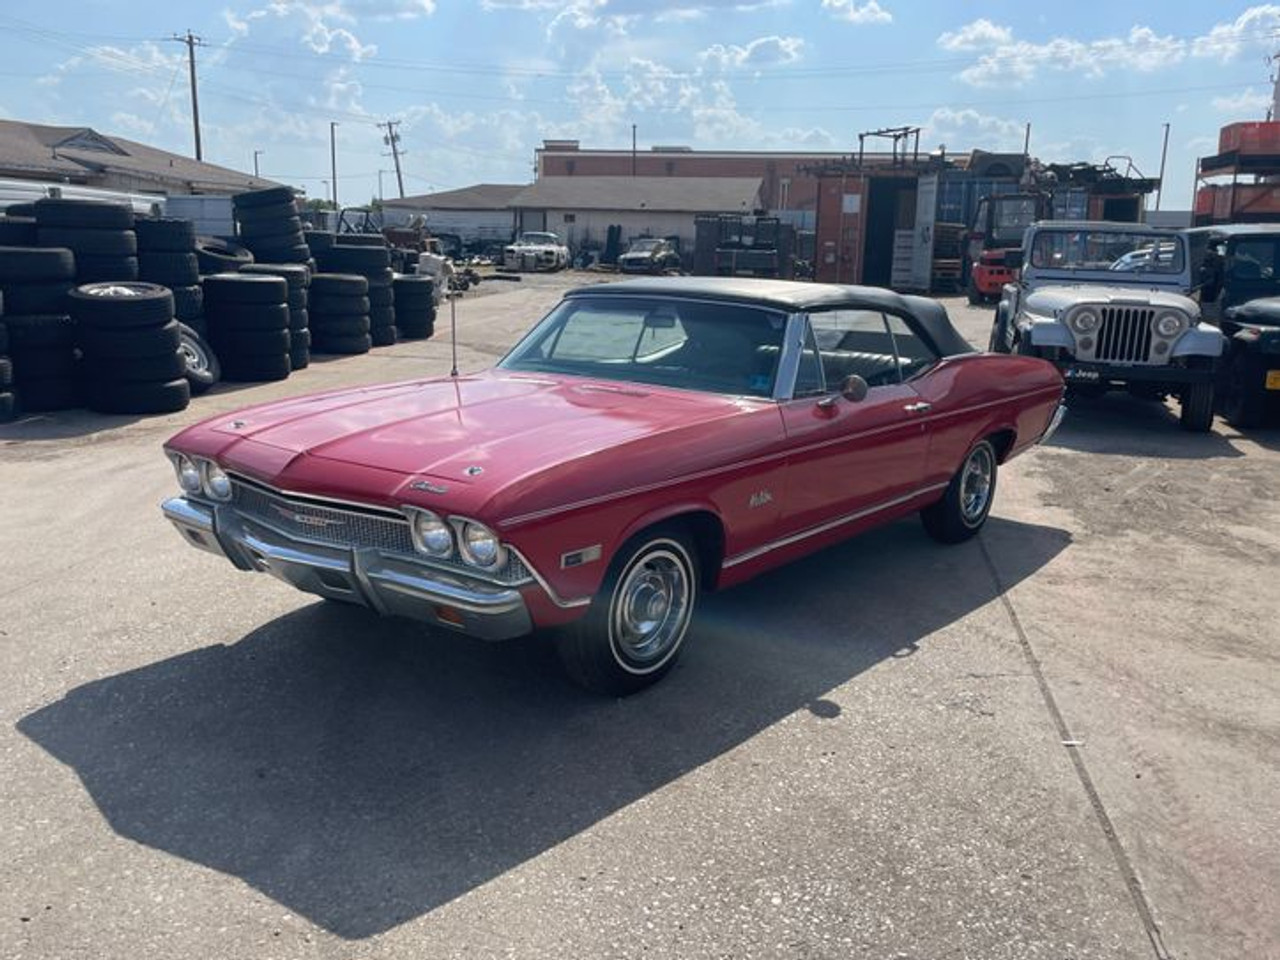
[162,278,1065,694]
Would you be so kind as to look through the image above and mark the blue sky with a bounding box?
[1,1,1276,209]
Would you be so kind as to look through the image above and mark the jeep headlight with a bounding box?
[172,453,202,495]
[1068,309,1100,334]
[203,462,233,502]
[1154,312,1186,338]
[409,510,454,558]
[459,521,505,569]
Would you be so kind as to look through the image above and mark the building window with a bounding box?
[779,177,791,210]
[563,213,576,223]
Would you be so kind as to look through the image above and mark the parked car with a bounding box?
[503,231,569,272]
[162,278,1065,695]
[618,237,681,274]
[1185,224,1280,427]
[990,221,1225,432]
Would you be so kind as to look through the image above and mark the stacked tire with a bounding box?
[232,188,309,266]
[308,273,371,355]
[202,274,291,381]
[195,237,253,276]
[0,247,78,412]
[303,229,335,260]
[392,274,436,340]
[136,217,204,333]
[70,283,192,415]
[316,244,395,346]
[34,199,138,282]
[0,292,12,421]
[240,263,310,370]
[0,214,37,246]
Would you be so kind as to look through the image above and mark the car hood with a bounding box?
[170,371,778,521]
[1024,285,1199,316]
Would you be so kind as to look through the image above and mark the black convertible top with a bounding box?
[568,277,975,357]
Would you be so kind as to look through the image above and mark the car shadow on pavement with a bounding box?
[18,515,1069,940]
[1045,393,1244,459]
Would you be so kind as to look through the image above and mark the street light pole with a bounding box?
[329,122,339,208]
[252,149,264,178]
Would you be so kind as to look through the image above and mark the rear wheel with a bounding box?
[1221,351,1265,429]
[555,527,699,696]
[921,440,997,544]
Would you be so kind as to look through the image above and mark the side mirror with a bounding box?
[840,374,869,403]
[1004,248,1025,269]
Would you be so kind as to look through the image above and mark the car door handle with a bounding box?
[903,402,932,413]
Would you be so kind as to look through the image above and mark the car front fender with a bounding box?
[1171,325,1227,359]
[1022,319,1074,350]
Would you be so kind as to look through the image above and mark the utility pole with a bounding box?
[631,123,637,176]
[329,122,339,208]
[253,149,264,178]
[1155,122,1171,212]
[171,31,204,160]
[379,120,405,198]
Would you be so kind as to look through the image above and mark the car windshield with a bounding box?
[499,296,787,398]
[627,240,661,253]
[1030,230,1184,274]
[992,198,1039,243]
[518,232,560,245]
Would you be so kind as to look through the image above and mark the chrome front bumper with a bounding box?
[162,497,533,640]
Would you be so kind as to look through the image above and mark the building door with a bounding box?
[863,178,916,287]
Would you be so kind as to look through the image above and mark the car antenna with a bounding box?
[449,288,459,377]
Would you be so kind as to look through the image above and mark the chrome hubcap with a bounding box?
[612,547,691,670]
[177,339,207,374]
[960,446,994,524]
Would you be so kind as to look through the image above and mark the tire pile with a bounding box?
[0,293,12,421]
[232,188,311,267]
[0,247,78,411]
[70,282,191,415]
[307,273,371,355]
[391,274,436,340]
[34,198,138,283]
[136,217,204,334]
[202,273,292,381]
[0,213,36,246]
[315,243,396,346]
[195,237,254,276]
[240,263,311,370]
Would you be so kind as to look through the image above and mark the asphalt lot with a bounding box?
[1,272,1277,960]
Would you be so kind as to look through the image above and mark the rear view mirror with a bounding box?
[644,312,677,329]
[840,374,869,403]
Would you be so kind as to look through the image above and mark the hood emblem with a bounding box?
[410,480,449,494]
[270,503,346,528]
[464,466,484,477]
[230,419,247,429]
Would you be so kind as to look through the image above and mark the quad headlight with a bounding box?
[1068,309,1100,334]
[172,453,202,494]
[409,510,454,558]
[459,521,505,569]
[202,462,233,501]
[1154,312,1186,338]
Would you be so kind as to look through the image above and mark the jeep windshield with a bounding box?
[516,233,560,246]
[1029,230,1184,274]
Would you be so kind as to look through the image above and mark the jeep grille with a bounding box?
[1096,307,1155,363]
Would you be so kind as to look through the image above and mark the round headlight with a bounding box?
[173,454,202,494]
[460,522,505,569]
[1069,310,1099,334]
[1154,312,1185,338]
[203,462,233,502]
[411,511,454,557]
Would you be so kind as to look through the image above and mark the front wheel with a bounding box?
[1179,379,1215,433]
[555,528,699,696]
[921,440,998,544]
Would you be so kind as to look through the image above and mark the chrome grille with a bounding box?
[231,479,532,584]
[1096,307,1155,363]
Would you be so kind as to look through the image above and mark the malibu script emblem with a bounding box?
[270,503,346,529]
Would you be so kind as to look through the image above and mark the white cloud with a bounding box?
[941,23,1185,86]
[923,107,1025,152]
[1212,87,1272,115]
[821,0,891,25]
[938,19,1012,51]
[109,112,158,137]
[1191,5,1280,62]
[700,35,804,70]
